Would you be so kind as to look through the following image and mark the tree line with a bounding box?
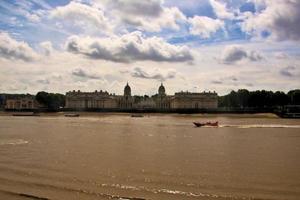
[218,89,300,108]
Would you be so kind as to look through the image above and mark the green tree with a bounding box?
[237,89,250,108]
[36,91,65,111]
[288,90,300,105]
[272,91,289,106]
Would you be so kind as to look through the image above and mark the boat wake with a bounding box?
[219,124,300,129]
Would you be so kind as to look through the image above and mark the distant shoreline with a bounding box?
[0,110,281,118]
[1,107,275,113]
[1,107,299,118]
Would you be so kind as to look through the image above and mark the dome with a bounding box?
[124,82,131,96]
[158,83,165,95]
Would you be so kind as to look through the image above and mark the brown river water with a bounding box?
[0,113,299,200]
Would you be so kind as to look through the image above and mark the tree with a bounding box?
[36,91,49,106]
[237,89,250,108]
[273,91,289,106]
[36,91,65,111]
[218,89,294,108]
[288,90,300,105]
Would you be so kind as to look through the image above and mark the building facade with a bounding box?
[65,83,218,110]
[119,83,134,109]
[65,90,118,109]
[170,91,218,109]
[5,95,38,110]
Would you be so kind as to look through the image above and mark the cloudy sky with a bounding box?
[0,0,299,95]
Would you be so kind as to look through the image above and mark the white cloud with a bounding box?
[65,31,194,63]
[280,66,297,77]
[25,12,40,22]
[243,0,300,41]
[107,0,164,17]
[1,0,300,95]
[117,6,186,32]
[0,1,42,23]
[0,32,38,62]
[188,16,224,38]
[220,45,263,64]
[50,2,112,33]
[209,0,234,19]
[274,52,288,60]
[93,0,186,32]
[72,68,102,80]
[39,41,53,56]
[123,66,177,81]
[48,0,187,33]
[36,78,50,84]
[1,40,299,95]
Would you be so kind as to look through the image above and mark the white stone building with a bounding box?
[65,83,218,110]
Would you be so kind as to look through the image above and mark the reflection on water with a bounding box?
[0,113,299,200]
[0,139,29,146]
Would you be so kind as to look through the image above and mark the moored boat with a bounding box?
[193,122,206,127]
[12,112,40,117]
[193,121,218,127]
[64,113,80,117]
[131,114,144,118]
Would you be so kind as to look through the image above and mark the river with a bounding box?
[0,113,299,200]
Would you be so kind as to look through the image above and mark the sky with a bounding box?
[0,0,299,96]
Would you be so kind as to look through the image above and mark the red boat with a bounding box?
[206,121,219,126]
[193,121,218,127]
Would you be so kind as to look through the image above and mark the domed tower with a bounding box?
[158,83,166,96]
[124,82,131,96]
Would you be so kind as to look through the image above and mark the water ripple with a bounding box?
[0,139,29,146]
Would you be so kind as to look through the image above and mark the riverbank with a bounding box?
[2,106,298,118]
[0,111,280,118]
